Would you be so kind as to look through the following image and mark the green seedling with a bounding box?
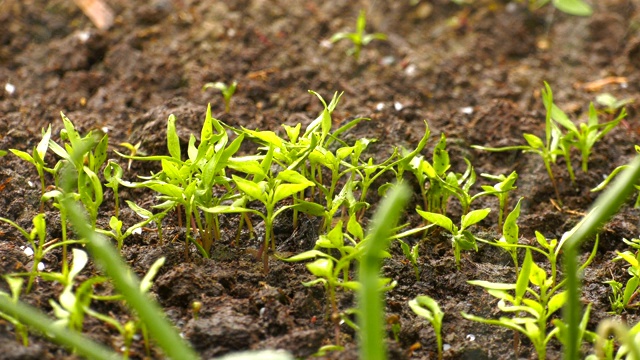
[48,113,108,229]
[96,214,154,251]
[119,141,142,170]
[126,200,170,245]
[48,249,94,331]
[9,124,52,212]
[398,239,420,281]
[0,276,29,346]
[606,238,640,312]
[473,82,565,201]
[118,105,244,258]
[592,145,640,208]
[409,295,444,360]
[545,85,624,177]
[492,197,524,273]
[330,10,387,61]
[103,161,123,217]
[479,171,518,229]
[408,133,453,214]
[417,207,491,269]
[465,230,599,360]
[523,0,593,16]
[203,81,237,113]
[594,320,640,360]
[596,93,634,115]
[0,150,7,156]
[0,213,80,293]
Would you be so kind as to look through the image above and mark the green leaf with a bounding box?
[409,295,444,325]
[145,182,185,200]
[416,209,455,233]
[306,258,333,278]
[467,280,516,290]
[617,251,640,268]
[523,133,544,149]
[140,257,165,294]
[167,115,181,160]
[553,0,593,16]
[233,175,267,202]
[502,197,523,244]
[9,149,35,165]
[548,291,567,316]
[36,125,52,160]
[242,128,284,149]
[623,277,639,305]
[529,260,547,287]
[283,123,301,143]
[227,157,266,177]
[461,208,491,230]
[347,214,364,241]
[283,250,329,262]
[516,249,533,304]
[433,134,450,175]
[273,182,313,204]
[276,169,314,186]
[290,200,326,216]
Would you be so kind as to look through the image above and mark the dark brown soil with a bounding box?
[1,0,640,359]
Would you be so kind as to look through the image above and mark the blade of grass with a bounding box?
[359,182,411,360]
[562,155,640,359]
[0,296,119,360]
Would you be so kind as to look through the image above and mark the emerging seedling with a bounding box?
[330,10,387,61]
[417,208,490,269]
[409,295,444,360]
[10,125,52,212]
[0,276,29,346]
[203,81,237,113]
[523,0,593,16]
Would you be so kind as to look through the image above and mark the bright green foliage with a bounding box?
[103,161,123,217]
[464,231,598,360]
[524,0,593,16]
[545,85,624,178]
[9,125,52,212]
[606,238,640,313]
[49,249,93,331]
[0,276,29,346]
[417,207,490,269]
[593,320,640,360]
[493,197,523,272]
[203,81,237,113]
[409,295,444,360]
[330,10,387,61]
[48,113,108,229]
[479,171,518,228]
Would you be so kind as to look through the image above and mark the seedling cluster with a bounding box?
[1,71,639,360]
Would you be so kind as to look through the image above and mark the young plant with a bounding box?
[9,124,52,212]
[478,171,518,229]
[596,93,634,116]
[546,87,624,175]
[605,238,640,312]
[416,208,491,269]
[491,197,524,273]
[408,295,444,360]
[203,81,237,113]
[408,133,453,214]
[473,82,565,201]
[330,10,387,61]
[591,145,640,208]
[103,160,123,217]
[0,276,29,346]
[398,239,420,281]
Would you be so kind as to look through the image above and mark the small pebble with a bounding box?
[466,334,476,341]
[5,83,15,95]
[376,102,385,111]
[23,247,34,257]
[394,102,404,111]
[460,106,474,115]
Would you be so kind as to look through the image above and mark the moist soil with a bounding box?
[1,1,640,359]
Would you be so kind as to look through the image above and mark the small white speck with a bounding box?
[405,64,417,76]
[76,31,90,42]
[506,2,518,12]
[443,344,451,351]
[227,28,236,37]
[179,332,185,338]
[466,334,476,341]
[5,83,15,95]
[120,346,126,352]
[320,39,332,49]
[132,227,142,235]
[27,181,34,188]
[376,102,385,111]
[381,56,395,66]
[133,334,141,341]
[621,82,628,89]
[259,307,266,317]
[460,106,474,115]
[101,126,109,133]
[37,262,45,271]
[23,247,34,257]
[394,102,403,111]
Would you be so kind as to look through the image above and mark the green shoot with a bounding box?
[595,320,640,360]
[525,0,593,16]
[9,124,52,213]
[478,171,518,228]
[203,81,237,113]
[0,276,29,346]
[417,208,490,269]
[398,239,420,281]
[409,296,444,360]
[330,10,387,61]
[491,197,523,272]
[596,93,634,115]
[359,182,411,360]
[592,146,640,208]
[103,161,123,218]
[119,141,142,170]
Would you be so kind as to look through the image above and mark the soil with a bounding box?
[1,0,640,359]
